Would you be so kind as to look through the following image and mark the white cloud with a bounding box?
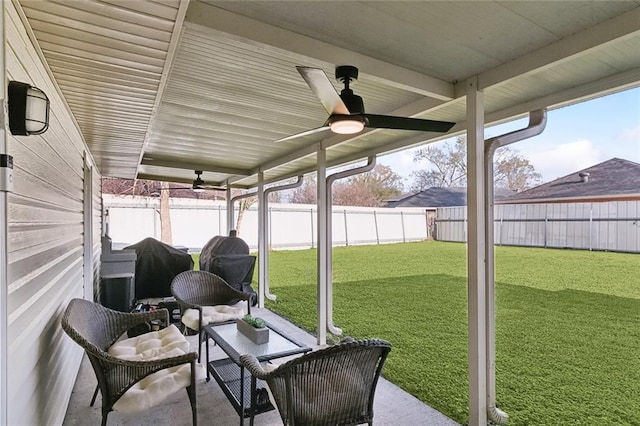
[524,139,603,181]
[618,125,640,141]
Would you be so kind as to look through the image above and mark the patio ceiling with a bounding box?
[18,0,640,188]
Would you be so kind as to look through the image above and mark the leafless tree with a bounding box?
[288,164,403,207]
[410,135,541,192]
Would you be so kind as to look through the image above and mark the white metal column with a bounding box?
[316,148,327,345]
[83,154,94,301]
[257,171,266,308]
[466,76,487,426]
[0,5,8,422]
[226,185,232,234]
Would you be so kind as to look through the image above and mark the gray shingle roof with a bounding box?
[386,187,515,208]
[501,158,640,203]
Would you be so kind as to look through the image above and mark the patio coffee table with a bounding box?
[203,320,311,425]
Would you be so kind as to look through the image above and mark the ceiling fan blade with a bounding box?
[364,114,455,133]
[297,66,350,115]
[274,125,331,143]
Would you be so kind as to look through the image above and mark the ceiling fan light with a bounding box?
[192,172,206,192]
[329,117,365,134]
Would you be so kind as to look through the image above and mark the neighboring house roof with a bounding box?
[386,187,515,208]
[499,158,640,204]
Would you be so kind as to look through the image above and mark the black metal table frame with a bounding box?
[203,320,311,426]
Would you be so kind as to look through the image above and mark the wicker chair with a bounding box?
[240,338,391,426]
[171,270,254,361]
[61,298,198,426]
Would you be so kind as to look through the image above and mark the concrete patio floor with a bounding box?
[63,307,459,426]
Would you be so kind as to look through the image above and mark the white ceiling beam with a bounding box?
[136,173,193,185]
[467,7,640,91]
[481,67,640,126]
[135,0,190,178]
[141,156,252,175]
[185,1,454,101]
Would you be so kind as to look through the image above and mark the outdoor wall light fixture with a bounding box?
[8,81,50,136]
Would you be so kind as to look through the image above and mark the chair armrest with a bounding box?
[105,309,171,346]
[239,354,273,380]
[173,296,201,311]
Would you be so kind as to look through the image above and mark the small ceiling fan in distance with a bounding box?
[275,65,455,143]
[192,170,220,192]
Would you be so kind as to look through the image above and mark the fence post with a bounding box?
[343,209,349,246]
[401,211,406,242]
[268,207,273,251]
[544,206,548,248]
[310,208,315,249]
[589,204,593,251]
[373,210,380,244]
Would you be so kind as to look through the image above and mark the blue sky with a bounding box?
[380,86,640,187]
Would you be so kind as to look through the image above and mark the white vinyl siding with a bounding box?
[6,1,99,424]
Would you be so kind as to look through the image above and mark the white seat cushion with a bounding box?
[181,305,245,331]
[108,324,189,361]
[108,324,204,414]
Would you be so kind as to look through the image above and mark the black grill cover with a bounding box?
[210,254,256,292]
[200,235,256,302]
[124,237,193,299]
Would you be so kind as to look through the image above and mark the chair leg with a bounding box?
[198,329,202,362]
[90,384,99,407]
[101,410,109,426]
[187,384,197,426]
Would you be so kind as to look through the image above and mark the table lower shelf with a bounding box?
[207,358,275,418]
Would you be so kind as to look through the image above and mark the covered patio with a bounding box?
[1,1,640,425]
[62,307,458,425]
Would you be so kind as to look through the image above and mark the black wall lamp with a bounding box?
[8,81,50,136]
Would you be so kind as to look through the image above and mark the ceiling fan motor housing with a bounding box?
[335,65,358,83]
[340,90,364,114]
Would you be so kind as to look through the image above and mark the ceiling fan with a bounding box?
[192,170,221,192]
[276,65,455,143]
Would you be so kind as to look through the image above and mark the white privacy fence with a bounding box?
[103,195,430,251]
[436,201,640,253]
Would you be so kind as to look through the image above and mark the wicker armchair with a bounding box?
[240,338,391,426]
[171,270,254,361]
[61,298,198,426]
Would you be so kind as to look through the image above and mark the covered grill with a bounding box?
[199,233,256,303]
[124,238,193,299]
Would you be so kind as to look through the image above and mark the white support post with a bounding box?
[466,76,488,426]
[316,148,327,345]
[226,185,233,234]
[83,154,94,302]
[0,6,8,423]
[257,171,266,308]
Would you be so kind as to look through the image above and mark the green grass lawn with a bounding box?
[258,241,640,425]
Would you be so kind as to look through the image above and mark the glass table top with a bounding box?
[204,321,310,363]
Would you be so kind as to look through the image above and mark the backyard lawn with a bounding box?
[259,241,640,426]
